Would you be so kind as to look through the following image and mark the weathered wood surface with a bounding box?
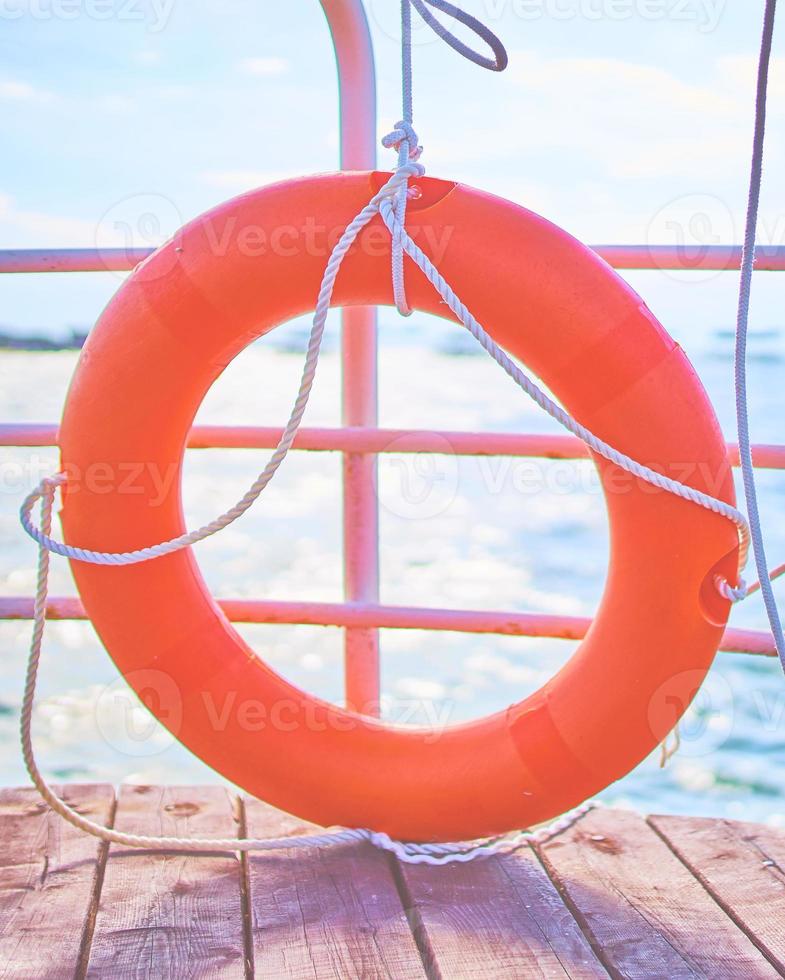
[398,846,608,978]
[0,786,784,979]
[243,799,425,979]
[85,786,246,979]
[535,807,780,979]
[651,813,785,974]
[0,784,113,980]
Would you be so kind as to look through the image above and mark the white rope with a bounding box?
[731,0,785,670]
[21,470,594,862]
[382,0,425,316]
[373,196,754,573]
[381,0,506,315]
[409,0,508,71]
[15,0,781,852]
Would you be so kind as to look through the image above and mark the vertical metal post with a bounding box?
[319,0,381,714]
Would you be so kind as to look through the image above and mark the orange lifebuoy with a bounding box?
[59,172,738,841]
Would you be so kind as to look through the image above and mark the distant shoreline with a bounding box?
[0,331,87,352]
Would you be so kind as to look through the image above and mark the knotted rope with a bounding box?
[16,0,783,860]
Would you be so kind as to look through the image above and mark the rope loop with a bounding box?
[715,575,749,604]
[409,0,508,72]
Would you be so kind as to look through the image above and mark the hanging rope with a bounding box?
[729,0,785,669]
[16,0,783,857]
[382,0,507,315]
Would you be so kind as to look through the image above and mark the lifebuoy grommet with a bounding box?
[59,172,738,841]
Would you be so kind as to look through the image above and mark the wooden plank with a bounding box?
[242,798,426,979]
[535,807,780,979]
[85,785,247,979]
[0,783,114,980]
[397,844,609,978]
[650,813,785,973]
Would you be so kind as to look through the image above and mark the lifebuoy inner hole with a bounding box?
[179,308,612,727]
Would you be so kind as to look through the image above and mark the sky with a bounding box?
[0,0,784,337]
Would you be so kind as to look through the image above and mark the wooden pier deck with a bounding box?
[1,785,784,978]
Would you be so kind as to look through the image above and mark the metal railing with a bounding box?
[4,243,785,275]
[1,0,781,721]
[1,412,782,661]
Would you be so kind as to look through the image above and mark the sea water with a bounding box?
[1,299,784,826]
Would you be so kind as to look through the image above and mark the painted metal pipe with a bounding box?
[319,0,381,714]
[4,244,785,274]
[0,248,151,274]
[595,244,785,272]
[3,422,785,470]
[0,596,772,657]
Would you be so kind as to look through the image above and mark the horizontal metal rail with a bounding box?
[3,423,778,656]
[2,244,785,274]
[3,241,783,664]
[0,248,153,274]
[2,422,784,469]
[596,244,785,272]
[0,596,773,657]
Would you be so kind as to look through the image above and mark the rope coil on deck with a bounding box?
[15,0,785,859]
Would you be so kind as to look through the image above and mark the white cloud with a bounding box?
[0,194,98,247]
[410,50,785,242]
[97,94,137,113]
[237,56,290,77]
[501,51,785,180]
[154,84,193,101]
[423,52,785,186]
[0,80,53,103]
[134,49,162,67]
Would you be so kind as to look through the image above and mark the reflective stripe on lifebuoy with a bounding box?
[58,172,738,842]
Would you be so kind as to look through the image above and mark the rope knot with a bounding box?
[40,473,66,494]
[367,830,395,852]
[380,120,425,317]
[715,574,748,603]
[387,159,426,186]
[381,120,422,162]
[399,160,425,181]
